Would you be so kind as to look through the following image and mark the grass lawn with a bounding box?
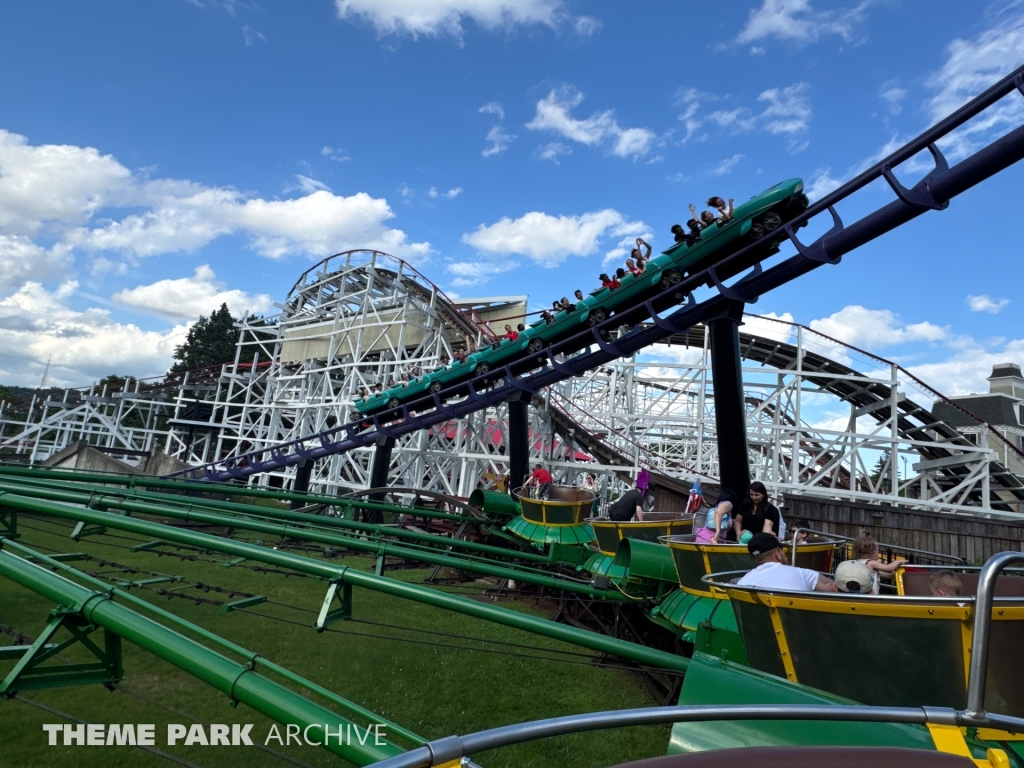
[0,513,671,768]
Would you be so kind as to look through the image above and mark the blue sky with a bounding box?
[0,0,1023,395]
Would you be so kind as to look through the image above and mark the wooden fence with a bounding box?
[784,495,1024,564]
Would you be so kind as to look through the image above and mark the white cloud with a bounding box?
[241,24,266,45]
[428,186,463,199]
[926,7,1024,159]
[707,107,758,133]
[320,145,351,162]
[677,83,811,150]
[908,339,1024,397]
[479,101,505,121]
[809,305,946,348]
[482,125,515,157]
[0,129,430,264]
[112,265,274,321]
[188,0,254,16]
[333,0,578,41]
[462,209,647,267]
[0,281,187,387]
[0,129,438,386]
[741,312,796,344]
[231,190,430,260]
[573,15,601,36]
[289,174,331,194]
[805,167,842,201]
[758,83,812,136]
[966,294,1010,314]
[445,258,518,288]
[611,127,657,159]
[709,154,745,176]
[736,0,870,45]
[526,86,657,160]
[68,187,430,261]
[536,142,572,163]
[527,87,613,145]
[674,88,716,143]
[0,129,131,236]
[879,82,907,115]
[89,256,128,278]
[0,235,72,291]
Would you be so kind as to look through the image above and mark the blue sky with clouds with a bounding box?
[1,0,1023,394]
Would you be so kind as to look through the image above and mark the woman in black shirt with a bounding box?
[733,481,781,538]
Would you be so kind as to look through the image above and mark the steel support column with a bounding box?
[366,435,395,523]
[508,399,530,496]
[707,300,751,497]
[290,458,313,510]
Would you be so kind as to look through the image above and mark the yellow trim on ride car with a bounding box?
[590,518,693,555]
[927,723,1010,768]
[765,603,797,682]
[723,588,977,620]
[519,498,590,526]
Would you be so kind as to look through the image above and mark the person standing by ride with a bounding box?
[607,485,648,522]
[694,489,737,544]
[733,481,781,542]
[580,473,600,516]
[523,463,553,500]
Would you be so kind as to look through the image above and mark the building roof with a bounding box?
[456,296,529,309]
[933,392,1023,428]
[990,363,1023,379]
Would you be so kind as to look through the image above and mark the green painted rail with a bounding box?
[0,480,612,600]
[0,464,474,522]
[0,492,689,673]
[5,474,551,564]
[0,546,403,765]
[0,537,426,746]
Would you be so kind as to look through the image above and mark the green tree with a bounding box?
[870,450,892,493]
[95,374,129,392]
[169,303,239,373]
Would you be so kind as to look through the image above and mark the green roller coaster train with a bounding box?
[355,180,806,417]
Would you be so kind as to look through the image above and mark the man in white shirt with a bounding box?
[736,533,838,592]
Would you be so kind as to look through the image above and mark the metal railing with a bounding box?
[787,526,967,570]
